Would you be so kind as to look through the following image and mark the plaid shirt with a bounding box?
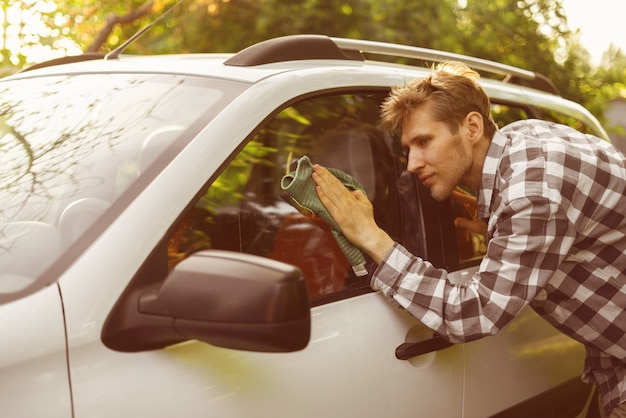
[372,119,626,415]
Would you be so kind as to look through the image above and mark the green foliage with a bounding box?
[200,140,277,213]
[588,47,626,135]
[2,0,625,124]
[456,0,565,68]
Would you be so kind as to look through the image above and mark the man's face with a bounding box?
[400,104,473,201]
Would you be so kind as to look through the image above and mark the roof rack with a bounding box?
[224,35,363,66]
[332,37,559,95]
[333,37,534,78]
[225,35,559,95]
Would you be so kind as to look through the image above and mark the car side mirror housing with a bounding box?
[102,250,310,353]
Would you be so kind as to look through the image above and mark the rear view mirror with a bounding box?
[102,250,310,353]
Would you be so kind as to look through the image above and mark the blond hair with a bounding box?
[381,61,497,138]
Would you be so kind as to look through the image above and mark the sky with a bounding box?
[561,0,625,64]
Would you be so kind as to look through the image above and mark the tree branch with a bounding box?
[87,1,154,53]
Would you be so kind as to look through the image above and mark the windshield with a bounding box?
[0,72,246,295]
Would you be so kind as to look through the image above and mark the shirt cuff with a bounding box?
[370,242,416,291]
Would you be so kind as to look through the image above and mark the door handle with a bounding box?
[395,334,454,360]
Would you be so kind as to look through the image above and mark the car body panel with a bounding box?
[0,285,72,418]
[463,306,586,416]
[447,268,587,417]
[67,293,463,417]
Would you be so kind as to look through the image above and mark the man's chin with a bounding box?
[430,187,453,202]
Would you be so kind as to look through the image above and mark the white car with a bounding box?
[0,35,607,417]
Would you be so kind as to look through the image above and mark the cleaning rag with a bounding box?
[280,155,368,277]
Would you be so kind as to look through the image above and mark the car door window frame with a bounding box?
[158,88,429,307]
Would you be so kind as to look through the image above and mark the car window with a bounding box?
[491,103,530,128]
[0,73,246,298]
[449,187,487,263]
[536,107,599,135]
[167,91,421,304]
[167,95,605,300]
[491,102,601,136]
[441,101,524,266]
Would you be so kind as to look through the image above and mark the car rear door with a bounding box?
[440,210,590,417]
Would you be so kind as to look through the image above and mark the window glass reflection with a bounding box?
[0,73,237,294]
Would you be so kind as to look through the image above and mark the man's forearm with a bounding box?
[360,229,395,265]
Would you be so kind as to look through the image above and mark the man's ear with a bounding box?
[464,111,484,144]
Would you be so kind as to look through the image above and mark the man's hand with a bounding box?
[312,164,394,264]
[454,217,487,237]
[451,187,487,238]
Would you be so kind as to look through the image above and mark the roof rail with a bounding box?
[224,35,363,66]
[225,35,558,95]
[331,37,559,95]
[332,37,534,78]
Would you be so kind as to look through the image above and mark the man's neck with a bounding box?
[462,135,492,192]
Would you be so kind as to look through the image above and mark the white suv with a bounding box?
[0,35,607,417]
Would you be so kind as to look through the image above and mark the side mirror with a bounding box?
[102,250,310,353]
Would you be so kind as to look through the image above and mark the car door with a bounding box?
[64,89,464,418]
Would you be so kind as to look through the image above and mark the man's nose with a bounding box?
[406,149,425,173]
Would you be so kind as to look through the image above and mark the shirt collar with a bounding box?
[478,130,508,221]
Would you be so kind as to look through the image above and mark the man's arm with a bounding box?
[373,195,575,342]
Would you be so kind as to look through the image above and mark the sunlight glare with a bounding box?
[0,1,82,66]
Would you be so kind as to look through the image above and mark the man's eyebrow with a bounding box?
[403,133,433,145]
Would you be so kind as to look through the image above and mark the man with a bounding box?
[312,62,626,417]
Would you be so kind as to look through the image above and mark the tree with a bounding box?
[587,46,626,136]
[455,1,569,83]
[85,1,154,52]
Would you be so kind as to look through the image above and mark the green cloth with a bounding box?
[280,155,368,277]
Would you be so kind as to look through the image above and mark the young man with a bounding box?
[312,62,626,417]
